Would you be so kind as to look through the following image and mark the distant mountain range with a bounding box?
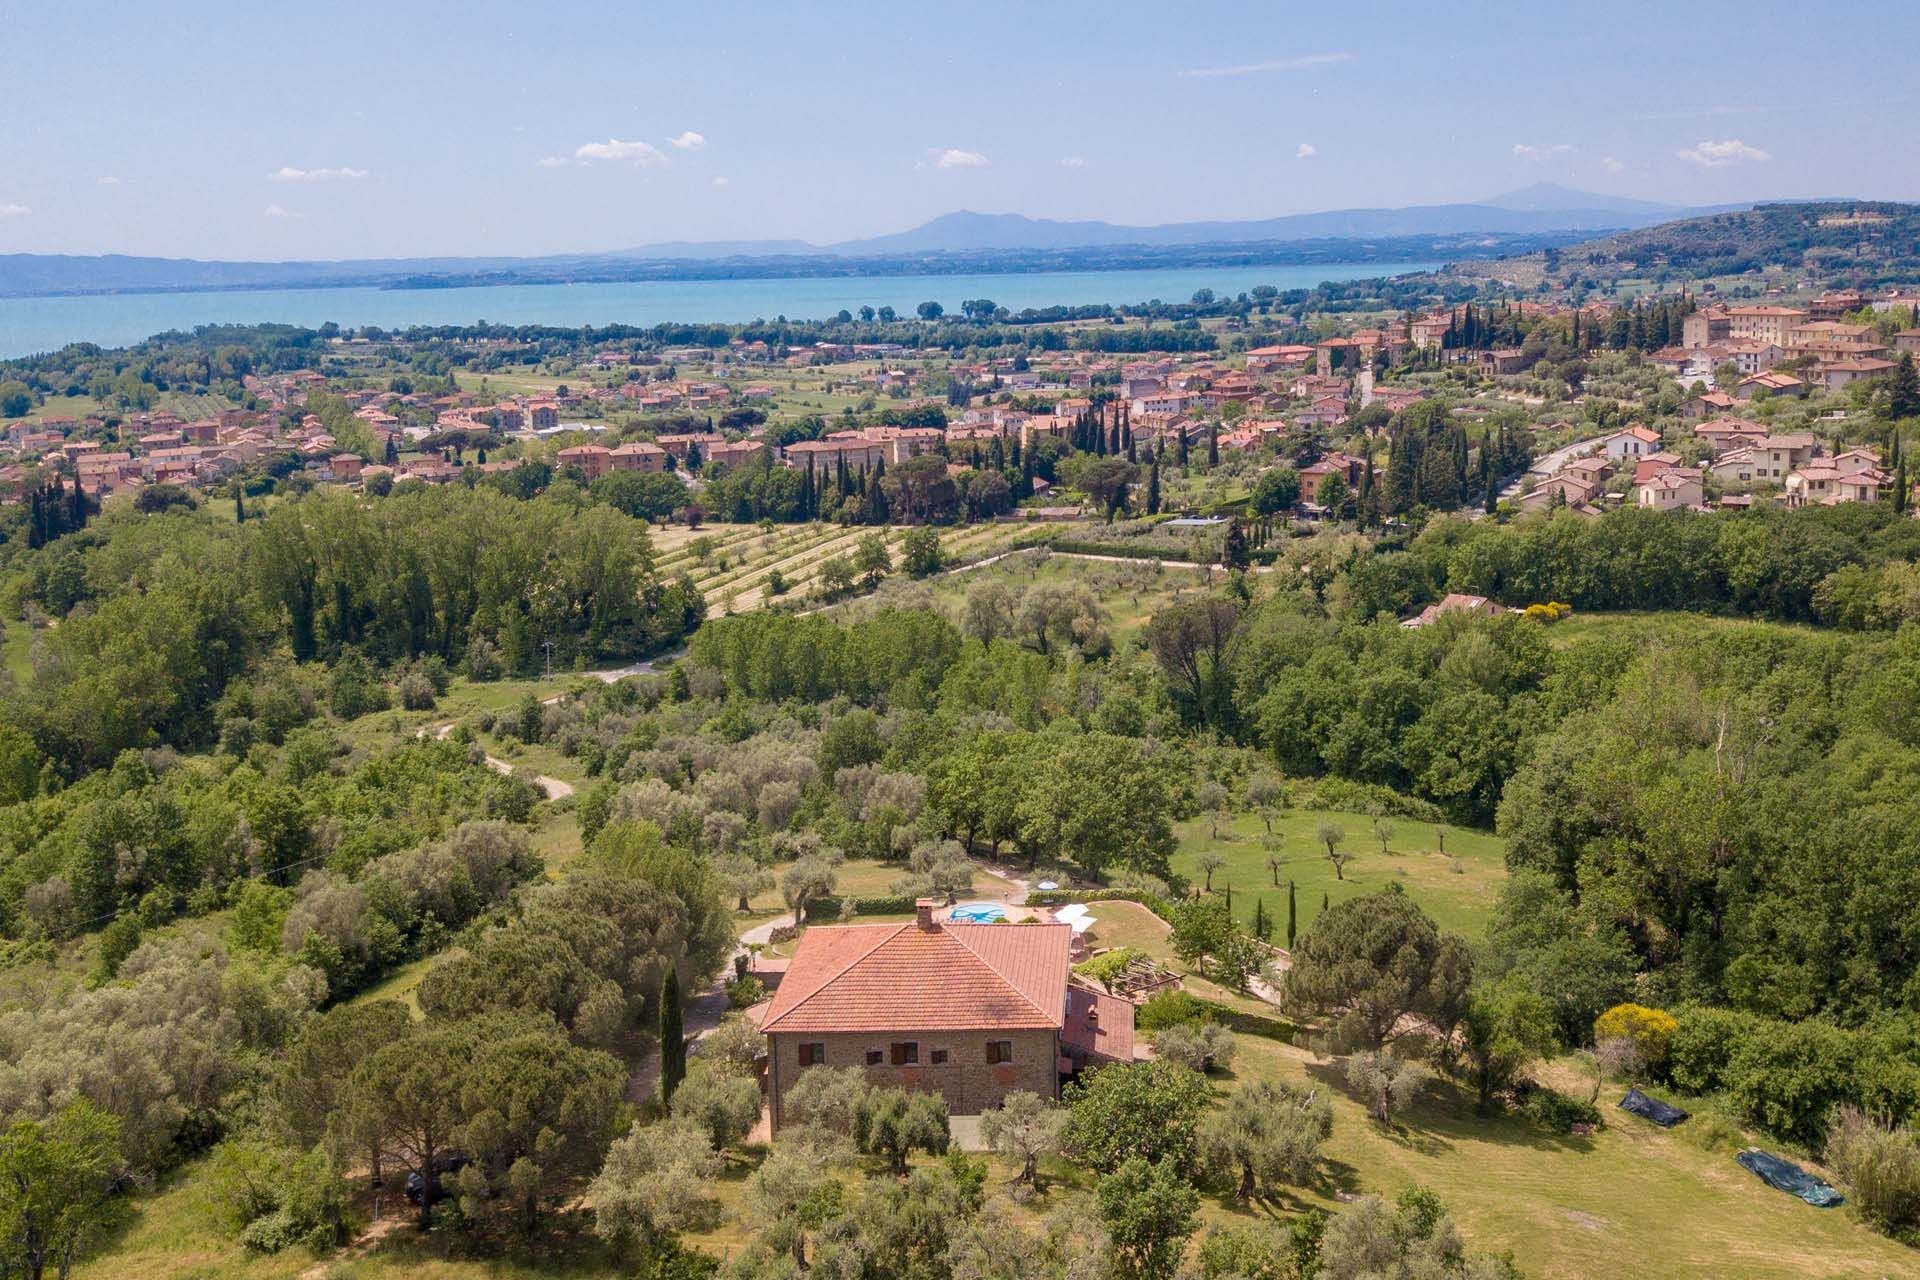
[0,184,1759,299]
[612,184,1714,259]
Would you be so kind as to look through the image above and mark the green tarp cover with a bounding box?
[1736,1150,1844,1208]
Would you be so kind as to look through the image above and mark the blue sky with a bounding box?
[0,0,1914,260]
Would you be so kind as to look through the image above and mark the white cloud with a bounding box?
[263,203,299,218]
[668,131,706,151]
[573,138,667,166]
[1513,143,1572,161]
[1182,52,1350,77]
[1061,156,1087,168]
[1296,143,1317,159]
[536,155,570,168]
[0,203,28,218]
[96,175,122,186]
[269,165,368,181]
[1677,138,1771,167]
[928,148,988,169]
[1602,156,1625,173]
[712,176,729,187]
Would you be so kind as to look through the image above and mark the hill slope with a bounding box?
[1459,200,1920,288]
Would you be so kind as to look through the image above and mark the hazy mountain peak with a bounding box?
[1480,182,1678,214]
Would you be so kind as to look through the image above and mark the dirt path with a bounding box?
[426,720,572,800]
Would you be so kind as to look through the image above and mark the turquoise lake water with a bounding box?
[0,261,1440,358]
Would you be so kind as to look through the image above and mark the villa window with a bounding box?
[799,1042,826,1066]
[890,1042,919,1066]
[866,1048,884,1066]
[986,1039,1013,1064]
[930,1047,949,1065]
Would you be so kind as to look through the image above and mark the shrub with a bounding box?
[1826,1106,1920,1237]
[396,670,437,712]
[1525,1086,1600,1134]
[1075,947,1140,986]
[1667,1004,1755,1094]
[1137,989,1209,1031]
[239,1207,302,1255]
[725,975,766,1009]
[465,634,504,682]
[1153,1021,1237,1074]
[1593,1003,1677,1071]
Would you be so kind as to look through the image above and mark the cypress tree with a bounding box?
[659,963,685,1103]
[1287,881,1297,949]
[1890,352,1920,421]
[1146,455,1161,515]
[1208,424,1220,468]
[233,482,246,523]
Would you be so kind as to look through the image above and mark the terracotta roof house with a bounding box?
[1681,391,1739,420]
[1637,468,1705,512]
[762,902,1131,1131]
[1737,370,1806,400]
[1403,592,1504,628]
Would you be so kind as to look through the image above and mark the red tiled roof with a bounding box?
[762,920,1070,1033]
[1064,980,1135,1063]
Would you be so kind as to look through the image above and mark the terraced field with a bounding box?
[651,519,1044,616]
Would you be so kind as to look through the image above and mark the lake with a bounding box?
[0,261,1439,359]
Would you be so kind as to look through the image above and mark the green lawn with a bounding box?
[1229,1036,1916,1280]
[0,621,36,686]
[1172,808,1508,942]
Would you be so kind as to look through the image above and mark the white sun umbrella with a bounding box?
[1068,916,1095,935]
[1052,903,1089,923]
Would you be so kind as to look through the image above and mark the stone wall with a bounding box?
[768,1027,1058,1131]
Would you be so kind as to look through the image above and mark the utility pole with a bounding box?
[542,638,554,680]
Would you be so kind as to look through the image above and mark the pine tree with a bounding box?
[1287,881,1297,949]
[659,963,685,1103]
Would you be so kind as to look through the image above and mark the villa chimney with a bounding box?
[915,899,936,930]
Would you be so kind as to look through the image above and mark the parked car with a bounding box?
[404,1153,472,1206]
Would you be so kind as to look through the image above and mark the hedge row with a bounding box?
[1668,1004,1920,1147]
[806,894,921,920]
[1041,539,1202,564]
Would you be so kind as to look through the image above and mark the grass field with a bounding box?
[1228,1037,1916,1280]
[1171,808,1509,942]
